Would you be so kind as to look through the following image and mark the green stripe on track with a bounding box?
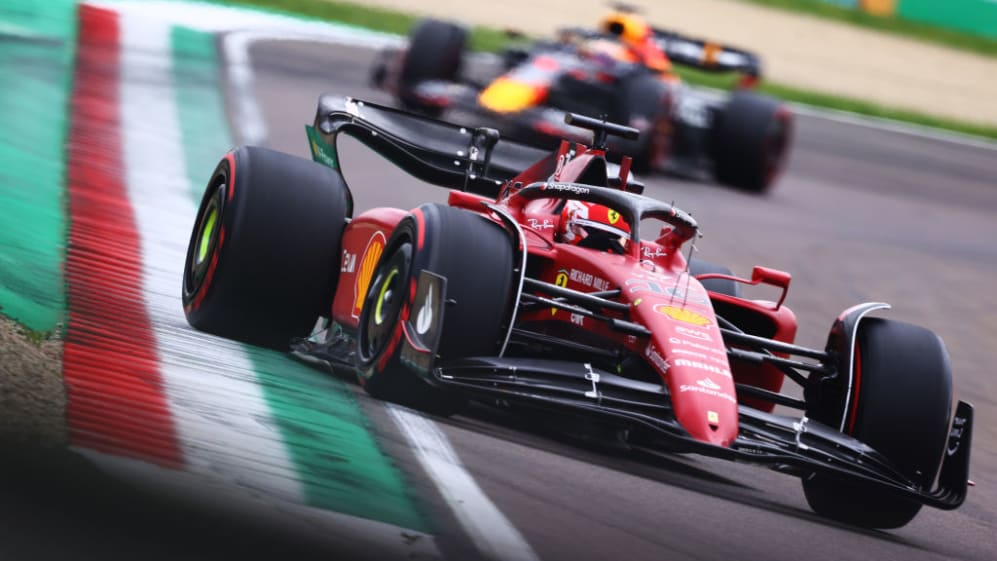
[0,0,76,332]
[170,26,429,532]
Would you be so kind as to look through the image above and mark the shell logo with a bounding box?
[655,305,711,326]
[352,232,386,318]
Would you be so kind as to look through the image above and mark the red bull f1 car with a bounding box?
[182,95,971,529]
[370,9,793,192]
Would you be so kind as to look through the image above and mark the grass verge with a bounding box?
[741,0,997,59]
[218,0,997,141]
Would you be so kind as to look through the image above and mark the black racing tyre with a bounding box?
[611,74,672,172]
[356,204,516,414]
[688,258,742,298]
[802,318,953,529]
[182,146,350,349]
[398,19,467,117]
[712,91,792,193]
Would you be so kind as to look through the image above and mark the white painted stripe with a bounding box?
[790,103,997,152]
[118,10,304,502]
[215,16,536,559]
[388,405,541,561]
[224,31,269,146]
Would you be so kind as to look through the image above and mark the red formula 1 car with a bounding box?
[182,96,971,529]
[371,9,793,192]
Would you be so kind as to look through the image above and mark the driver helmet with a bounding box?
[559,200,631,247]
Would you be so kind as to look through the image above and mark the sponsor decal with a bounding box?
[570,313,585,326]
[672,348,709,360]
[340,250,356,273]
[669,336,726,357]
[543,182,590,195]
[352,231,386,318]
[415,283,434,335]
[947,414,968,456]
[675,358,732,378]
[697,377,721,390]
[675,325,711,341]
[678,384,736,404]
[552,270,568,316]
[626,278,663,293]
[644,343,670,373]
[527,217,555,230]
[641,246,668,259]
[664,286,709,305]
[656,305,711,326]
[306,125,339,169]
[707,410,719,425]
[568,268,610,291]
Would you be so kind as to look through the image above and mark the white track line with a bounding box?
[388,406,541,561]
[119,8,305,502]
[115,9,443,557]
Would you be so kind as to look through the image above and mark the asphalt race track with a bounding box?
[243,39,997,561]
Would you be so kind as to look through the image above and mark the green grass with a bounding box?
[218,0,997,141]
[740,0,997,59]
[215,0,510,51]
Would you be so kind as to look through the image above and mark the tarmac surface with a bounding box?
[245,38,997,561]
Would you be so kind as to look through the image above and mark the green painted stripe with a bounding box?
[170,26,430,532]
[0,0,76,332]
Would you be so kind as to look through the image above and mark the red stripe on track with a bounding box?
[64,5,183,468]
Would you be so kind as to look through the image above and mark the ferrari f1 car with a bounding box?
[370,9,792,192]
[182,95,971,529]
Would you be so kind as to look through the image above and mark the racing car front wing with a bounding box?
[424,355,972,511]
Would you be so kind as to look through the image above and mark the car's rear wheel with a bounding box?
[356,204,516,414]
[182,146,350,349]
[611,74,672,172]
[398,19,467,117]
[712,91,792,193]
[802,317,953,528]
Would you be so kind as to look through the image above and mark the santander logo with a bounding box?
[697,378,721,390]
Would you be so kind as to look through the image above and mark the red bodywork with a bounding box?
[330,141,797,448]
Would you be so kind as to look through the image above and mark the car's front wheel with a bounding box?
[802,317,953,528]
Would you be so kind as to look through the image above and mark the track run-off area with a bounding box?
[1,2,996,560]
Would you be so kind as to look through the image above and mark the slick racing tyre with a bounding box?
[398,19,467,117]
[689,258,741,298]
[712,91,792,193]
[182,146,350,349]
[611,74,672,172]
[356,204,515,415]
[803,318,953,529]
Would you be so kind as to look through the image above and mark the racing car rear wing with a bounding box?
[309,95,552,197]
[652,28,763,79]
